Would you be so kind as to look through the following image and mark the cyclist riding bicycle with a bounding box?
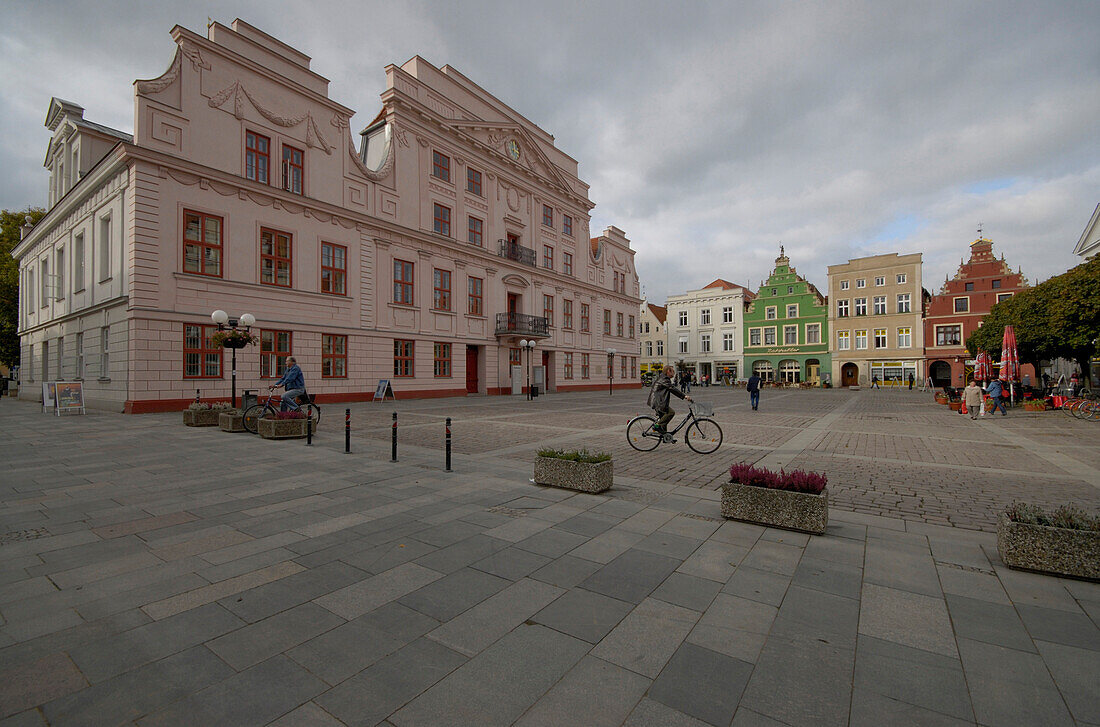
[270,356,307,412]
[649,365,692,440]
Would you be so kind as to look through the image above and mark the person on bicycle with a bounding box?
[650,365,691,438]
[270,357,306,412]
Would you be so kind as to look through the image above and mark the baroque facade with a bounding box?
[665,279,753,383]
[14,19,641,412]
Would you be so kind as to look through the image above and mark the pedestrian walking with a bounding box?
[964,379,983,420]
[907,372,914,390]
[871,375,880,389]
[747,372,761,411]
[986,378,1007,416]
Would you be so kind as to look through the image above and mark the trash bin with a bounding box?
[242,390,258,410]
[531,385,539,398]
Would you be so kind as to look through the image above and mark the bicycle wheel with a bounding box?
[686,418,723,454]
[1062,399,1080,417]
[242,404,265,433]
[1070,400,1087,419]
[306,403,321,426]
[627,416,661,451]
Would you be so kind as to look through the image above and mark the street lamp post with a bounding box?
[519,339,536,400]
[211,310,255,409]
[607,348,616,396]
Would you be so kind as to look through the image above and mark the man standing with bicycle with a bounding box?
[650,365,692,441]
[271,356,306,412]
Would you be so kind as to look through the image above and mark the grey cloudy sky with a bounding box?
[2,1,1097,303]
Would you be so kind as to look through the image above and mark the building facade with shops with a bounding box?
[743,248,830,385]
[665,279,753,384]
[924,236,1033,387]
[827,252,926,387]
[638,301,667,378]
[13,19,640,412]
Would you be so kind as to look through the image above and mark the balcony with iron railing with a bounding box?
[495,312,550,338]
[498,239,536,267]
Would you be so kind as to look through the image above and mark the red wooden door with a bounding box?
[466,346,479,393]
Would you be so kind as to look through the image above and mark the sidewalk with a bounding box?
[0,395,1097,726]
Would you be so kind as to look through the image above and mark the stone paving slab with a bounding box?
[0,392,1098,725]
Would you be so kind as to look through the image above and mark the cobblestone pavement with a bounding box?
[0,392,1098,726]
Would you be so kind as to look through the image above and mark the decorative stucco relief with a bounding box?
[136,44,210,96]
[208,81,333,154]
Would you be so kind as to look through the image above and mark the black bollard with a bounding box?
[306,415,313,446]
[195,389,200,403]
[391,411,398,462]
[445,417,452,472]
[344,408,351,454]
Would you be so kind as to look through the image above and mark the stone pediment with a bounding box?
[448,120,575,199]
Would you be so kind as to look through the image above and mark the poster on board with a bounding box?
[54,382,85,416]
[373,379,394,402]
[41,381,57,413]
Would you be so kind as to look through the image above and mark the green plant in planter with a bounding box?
[536,447,611,463]
[210,330,257,347]
[1004,501,1099,531]
[188,401,234,411]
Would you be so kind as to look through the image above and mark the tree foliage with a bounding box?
[967,256,1100,376]
[0,207,45,369]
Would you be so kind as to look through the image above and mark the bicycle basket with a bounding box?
[691,402,714,417]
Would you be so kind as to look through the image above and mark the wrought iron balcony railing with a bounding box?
[495,312,550,338]
[498,239,536,267]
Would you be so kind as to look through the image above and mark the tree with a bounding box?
[1046,256,1100,376]
[0,207,46,369]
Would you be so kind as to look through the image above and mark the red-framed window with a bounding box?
[509,348,522,366]
[433,203,451,236]
[630,357,637,378]
[260,330,292,378]
[282,145,303,194]
[434,342,452,377]
[621,356,627,378]
[563,215,573,236]
[628,315,635,339]
[542,204,553,227]
[184,324,222,378]
[245,131,270,184]
[466,167,482,196]
[183,210,222,277]
[394,339,414,377]
[617,312,624,337]
[322,333,347,378]
[581,353,590,379]
[394,259,414,305]
[433,269,452,311]
[543,294,554,326]
[260,228,292,287]
[432,151,450,182]
[603,310,612,335]
[563,252,573,276]
[468,276,483,316]
[580,303,590,332]
[563,299,573,329]
[321,242,346,295]
[543,245,553,270]
[564,352,573,379]
[468,216,483,246]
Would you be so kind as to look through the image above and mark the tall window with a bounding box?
[100,327,109,378]
[723,333,734,351]
[646,342,653,356]
[700,309,711,325]
[678,311,688,326]
[564,352,573,379]
[873,296,886,315]
[75,332,84,378]
[656,340,663,356]
[74,232,85,291]
[581,353,590,379]
[433,203,451,237]
[616,312,624,337]
[563,299,573,328]
[749,328,761,346]
[581,304,590,331]
[394,340,414,377]
[543,245,554,269]
[896,294,911,313]
[433,269,452,311]
[837,331,850,350]
[509,348,522,367]
[432,151,451,181]
[183,211,222,277]
[936,325,961,346]
[434,343,451,377]
[466,167,482,195]
[542,204,553,227]
[873,328,887,348]
[40,260,48,305]
[260,330,292,377]
[468,216,483,246]
[563,252,573,276]
[603,309,612,335]
[763,328,776,345]
[98,214,111,281]
[184,324,221,378]
[260,228,292,287]
[854,298,867,316]
[282,145,303,194]
[321,243,346,295]
[322,334,347,378]
[563,215,573,236]
[806,323,821,344]
[723,306,733,323]
[701,334,711,353]
[628,315,635,339]
[543,295,554,326]
[837,300,849,317]
[245,131,270,184]
[784,325,798,344]
[855,330,868,349]
[55,248,64,300]
[897,327,912,348]
[394,260,414,304]
[467,276,483,316]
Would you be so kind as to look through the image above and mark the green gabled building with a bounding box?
[743,247,830,385]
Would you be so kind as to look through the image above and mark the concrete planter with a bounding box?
[218,411,246,432]
[183,409,222,427]
[257,417,309,440]
[533,456,612,493]
[721,481,828,535]
[996,513,1100,581]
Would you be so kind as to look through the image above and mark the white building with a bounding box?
[665,279,753,384]
[638,301,667,376]
[1074,203,1100,260]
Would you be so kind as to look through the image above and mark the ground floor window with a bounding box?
[779,359,801,383]
[581,353,590,379]
[322,334,347,378]
[870,360,918,386]
[260,330,291,378]
[184,324,222,378]
[564,352,573,379]
[716,363,738,381]
[394,339,414,377]
[434,342,452,377]
[753,360,774,382]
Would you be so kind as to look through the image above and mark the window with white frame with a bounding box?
[678,336,688,354]
[856,279,866,288]
[722,306,733,323]
[786,304,798,318]
[855,329,868,349]
[75,332,84,378]
[897,327,912,348]
[837,330,850,350]
[837,299,849,317]
[896,273,907,284]
[700,309,710,325]
[656,340,663,356]
[784,325,798,344]
[854,298,867,316]
[840,280,849,290]
[873,296,886,315]
[98,214,111,281]
[722,333,734,351]
[763,327,776,345]
[765,306,777,320]
[678,310,688,326]
[935,325,961,346]
[874,276,885,286]
[896,293,911,313]
[74,232,85,291]
[806,323,820,344]
[749,328,761,346]
[873,328,887,348]
[100,326,110,378]
[701,334,711,353]
[954,297,969,313]
[645,342,653,356]
[996,292,1013,303]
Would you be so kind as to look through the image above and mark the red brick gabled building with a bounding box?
[924,237,1034,386]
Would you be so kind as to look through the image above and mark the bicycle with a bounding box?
[242,390,321,434]
[1062,397,1100,421]
[627,402,723,454]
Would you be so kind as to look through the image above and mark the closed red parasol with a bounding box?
[1000,325,1020,404]
[975,351,993,382]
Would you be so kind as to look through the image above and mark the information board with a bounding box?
[373,379,394,402]
[54,381,85,416]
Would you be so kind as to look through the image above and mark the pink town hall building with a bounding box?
[14,19,641,412]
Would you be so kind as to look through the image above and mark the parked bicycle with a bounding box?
[242,390,321,433]
[627,402,723,453]
[1061,397,1100,422]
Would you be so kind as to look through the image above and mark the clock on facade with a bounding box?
[506,139,521,161]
